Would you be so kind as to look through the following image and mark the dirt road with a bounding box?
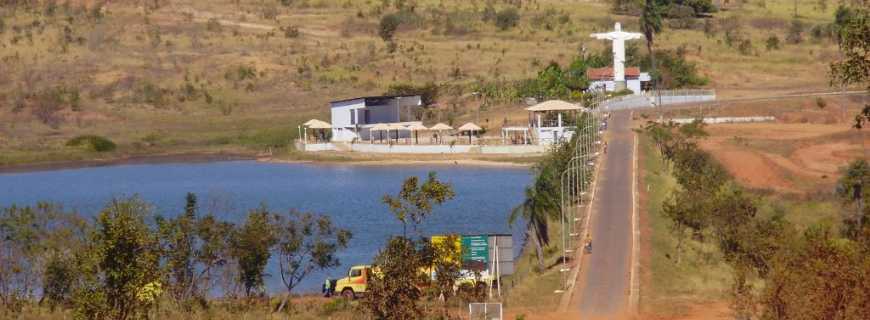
[576,111,634,318]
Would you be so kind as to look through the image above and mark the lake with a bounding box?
[0,160,533,293]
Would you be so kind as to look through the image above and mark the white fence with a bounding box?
[647,89,716,106]
[668,116,775,124]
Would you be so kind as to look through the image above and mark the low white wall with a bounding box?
[302,143,336,151]
[300,143,548,154]
[669,116,775,124]
[480,145,548,154]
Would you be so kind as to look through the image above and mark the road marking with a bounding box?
[629,124,640,312]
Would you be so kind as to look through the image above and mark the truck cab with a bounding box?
[333,265,373,299]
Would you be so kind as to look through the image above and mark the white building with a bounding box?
[329,95,422,142]
[587,67,651,94]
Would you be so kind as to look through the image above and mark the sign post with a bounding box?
[462,235,489,271]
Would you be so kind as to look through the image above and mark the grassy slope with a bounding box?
[638,131,847,316]
[639,135,732,316]
[0,0,847,166]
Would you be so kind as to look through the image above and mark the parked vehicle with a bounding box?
[324,264,494,299]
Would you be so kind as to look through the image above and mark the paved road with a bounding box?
[577,111,634,318]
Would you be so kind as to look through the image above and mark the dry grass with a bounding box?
[0,0,850,167]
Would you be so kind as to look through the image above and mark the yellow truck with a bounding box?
[324,265,375,299]
[323,264,493,299]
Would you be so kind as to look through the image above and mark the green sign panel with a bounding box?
[461,235,489,271]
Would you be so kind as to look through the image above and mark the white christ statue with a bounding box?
[591,22,644,91]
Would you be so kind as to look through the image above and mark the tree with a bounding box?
[640,0,662,102]
[229,206,277,298]
[379,13,400,43]
[273,211,351,311]
[382,171,455,237]
[194,213,234,299]
[761,224,870,320]
[494,8,520,31]
[510,186,553,269]
[430,234,461,315]
[836,160,870,246]
[74,197,161,320]
[364,237,431,320]
[156,193,198,306]
[829,6,869,129]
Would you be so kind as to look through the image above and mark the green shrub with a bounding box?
[766,35,781,50]
[495,8,520,30]
[281,25,300,38]
[66,135,117,152]
[786,19,804,44]
[379,13,401,41]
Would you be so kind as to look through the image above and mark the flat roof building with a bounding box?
[329,95,422,142]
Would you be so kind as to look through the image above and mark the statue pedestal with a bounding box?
[614,81,627,91]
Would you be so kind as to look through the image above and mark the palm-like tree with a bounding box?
[640,0,662,104]
[510,181,558,269]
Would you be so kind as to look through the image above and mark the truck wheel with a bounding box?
[341,288,355,300]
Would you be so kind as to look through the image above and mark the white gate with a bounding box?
[469,302,503,320]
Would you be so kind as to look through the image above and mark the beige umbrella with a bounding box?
[303,119,332,128]
[369,123,389,143]
[458,122,482,144]
[303,119,332,142]
[430,123,453,144]
[406,123,428,144]
[387,124,410,144]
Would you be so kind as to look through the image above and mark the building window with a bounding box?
[350,110,356,125]
[364,109,370,123]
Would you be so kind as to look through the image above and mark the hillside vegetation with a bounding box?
[0,0,850,166]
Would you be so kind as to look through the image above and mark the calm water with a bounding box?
[0,161,532,293]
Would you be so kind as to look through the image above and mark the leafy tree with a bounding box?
[194,213,234,298]
[430,234,461,307]
[379,13,400,42]
[43,253,76,309]
[229,206,277,297]
[494,8,520,31]
[762,224,870,320]
[640,0,662,98]
[829,6,868,91]
[74,197,161,320]
[273,211,351,311]
[510,185,555,269]
[384,82,440,107]
[766,34,781,50]
[786,19,804,44]
[364,237,431,320]
[836,159,870,246]
[382,171,455,237]
[156,193,198,306]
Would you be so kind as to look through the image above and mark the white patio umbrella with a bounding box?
[458,122,482,144]
[369,123,389,143]
[303,119,332,142]
[387,124,411,144]
[430,123,453,144]
[405,123,428,144]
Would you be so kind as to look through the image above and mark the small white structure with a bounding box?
[591,23,644,92]
[587,67,651,94]
[329,95,422,142]
[525,100,584,145]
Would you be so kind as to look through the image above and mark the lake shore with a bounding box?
[0,152,257,174]
[0,149,538,173]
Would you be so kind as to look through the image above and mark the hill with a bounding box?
[0,0,852,166]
